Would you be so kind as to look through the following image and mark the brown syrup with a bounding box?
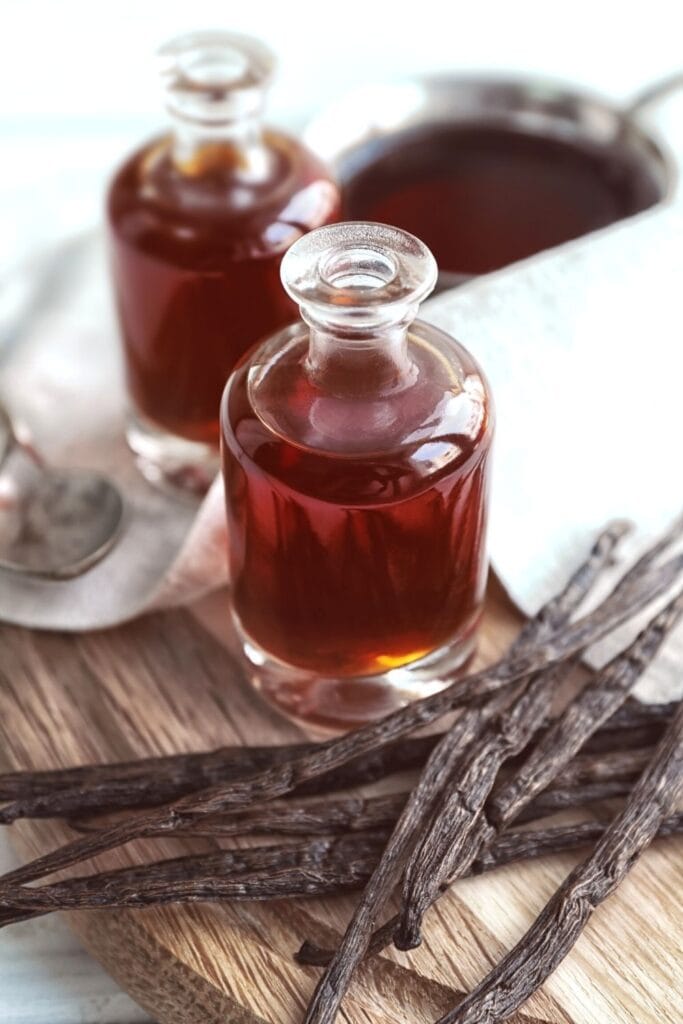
[107,134,340,444]
[221,334,492,679]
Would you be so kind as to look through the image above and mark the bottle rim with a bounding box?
[157,31,276,124]
[280,221,438,318]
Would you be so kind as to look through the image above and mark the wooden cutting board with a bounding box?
[0,586,680,1024]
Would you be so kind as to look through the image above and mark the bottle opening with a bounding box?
[158,31,275,123]
[177,44,250,89]
[320,247,398,291]
[281,222,438,315]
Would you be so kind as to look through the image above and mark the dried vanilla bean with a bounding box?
[0,832,387,928]
[436,701,683,1024]
[601,698,677,732]
[1,700,666,828]
[72,792,410,839]
[2,813,681,932]
[577,697,675,755]
[396,662,568,951]
[513,778,631,821]
[489,592,683,830]
[0,743,310,802]
[469,812,683,872]
[551,746,652,787]
[0,533,679,896]
[581,722,664,755]
[0,734,440,825]
[70,741,651,841]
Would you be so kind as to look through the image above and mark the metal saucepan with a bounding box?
[305,73,680,289]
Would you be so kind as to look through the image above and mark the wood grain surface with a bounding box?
[0,586,680,1024]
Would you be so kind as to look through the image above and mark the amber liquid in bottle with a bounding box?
[224,339,490,677]
[221,224,493,729]
[106,33,340,488]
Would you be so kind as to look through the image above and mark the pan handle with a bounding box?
[626,71,683,118]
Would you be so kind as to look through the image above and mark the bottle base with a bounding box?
[235,621,479,732]
[126,411,219,497]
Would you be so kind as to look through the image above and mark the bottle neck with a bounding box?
[169,112,271,179]
[159,32,276,178]
[280,225,439,399]
[304,311,418,397]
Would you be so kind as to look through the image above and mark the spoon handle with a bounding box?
[0,402,45,473]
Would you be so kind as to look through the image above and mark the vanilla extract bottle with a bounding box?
[107,32,340,490]
[221,222,494,729]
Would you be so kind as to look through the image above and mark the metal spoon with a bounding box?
[0,403,124,579]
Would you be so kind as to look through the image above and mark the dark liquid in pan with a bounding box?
[343,125,663,277]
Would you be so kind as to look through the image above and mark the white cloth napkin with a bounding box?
[0,207,681,701]
[0,237,229,628]
[426,205,683,702]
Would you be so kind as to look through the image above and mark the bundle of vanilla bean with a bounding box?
[1,516,682,1024]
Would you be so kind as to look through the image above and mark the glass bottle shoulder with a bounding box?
[106,130,340,264]
[221,320,494,506]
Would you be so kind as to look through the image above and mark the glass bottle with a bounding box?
[107,32,341,492]
[221,222,494,730]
